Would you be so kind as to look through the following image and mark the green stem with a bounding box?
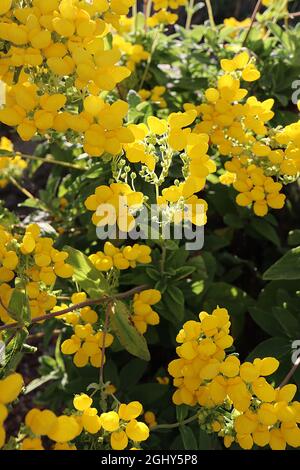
[279,356,300,388]
[138,28,160,90]
[185,0,195,30]
[8,176,35,200]
[152,413,199,431]
[160,243,167,274]
[99,301,113,386]
[17,153,86,171]
[204,0,216,29]
[133,0,138,34]
[144,0,153,32]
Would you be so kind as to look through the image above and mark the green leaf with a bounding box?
[179,426,198,450]
[127,89,142,109]
[272,307,300,338]
[129,383,168,406]
[176,405,189,422]
[110,301,150,361]
[187,255,207,279]
[247,337,291,363]
[198,429,217,450]
[24,371,60,395]
[119,358,148,390]
[223,213,244,229]
[288,230,300,247]
[0,330,28,378]
[174,266,196,280]
[163,286,185,322]
[263,247,300,280]
[249,306,284,337]
[64,246,110,298]
[19,199,46,210]
[249,218,281,247]
[8,288,30,324]
[164,240,179,251]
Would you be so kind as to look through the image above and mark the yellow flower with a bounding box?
[47,415,81,443]
[125,419,150,442]
[0,373,23,405]
[100,411,120,432]
[73,394,93,412]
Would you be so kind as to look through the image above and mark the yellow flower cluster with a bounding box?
[89,242,152,272]
[22,407,81,450]
[0,373,24,449]
[73,394,150,450]
[0,0,134,155]
[139,86,167,109]
[0,137,27,189]
[0,223,73,324]
[169,307,300,450]
[186,52,295,217]
[273,113,300,177]
[229,383,300,450]
[113,35,149,71]
[22,224,74,281]
[61,317,114,368]
[168,307,233,406]
[132,289,161,334]
[225,158,285,217]
[84,182,144,233]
